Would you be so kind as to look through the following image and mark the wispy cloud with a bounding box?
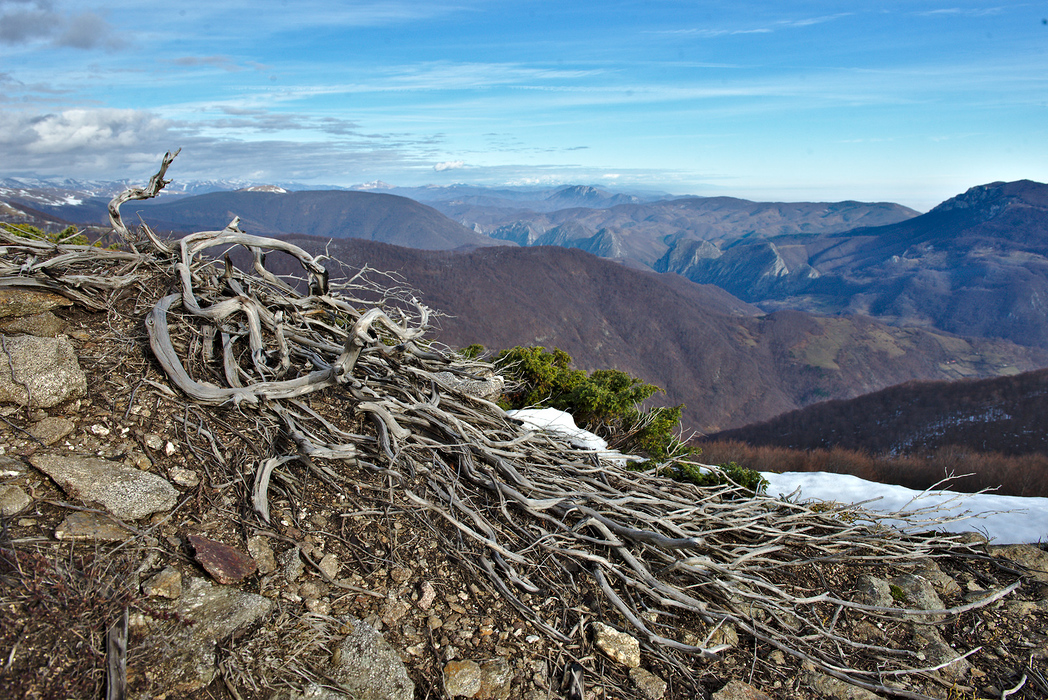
[0,1,120,49]
[914,7,1007,18]
[434,160,465,171]
[652,13,851,38]
[169,56,245,72]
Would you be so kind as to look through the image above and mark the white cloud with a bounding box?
[434,160,465,171]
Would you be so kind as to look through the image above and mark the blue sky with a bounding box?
[1,1,1046,210]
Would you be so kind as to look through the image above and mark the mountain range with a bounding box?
[4,175,1048,434]
[710,366,1048,458]
[260,236,1048,432]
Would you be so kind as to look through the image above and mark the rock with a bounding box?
[318,553,340,579]
[169,467,200,487]
[0,334,86,408]
[444,659,483,697]
[912,560,962,598]
[0,311,67,337]
[188,534,257,584]
[247,535,278,574]
[477,657,513,700]
[0,289,71,319]
[143,566,183,599]
[802,668,882,700]
[0,455,27,476]
[592,622,641,668]
[144,433,164,450]
[418,580,437,610]
[708,622,739,648]
[0,484,30,516]
[55,511,135,541]
[381,593,411,625]
[280,546,305,582]
[30,453,177,520]
[390,565,412,584]
[990,544,1048,584]
[327,617,415,700]
[28,416,75,445]
[911,627,971,682]
[131,577,273,697]
[853,574,894,608]
[630,667,667,699]
[891,572,946,618]
[712,679,773,700]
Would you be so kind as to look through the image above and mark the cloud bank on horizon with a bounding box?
[1,1,1046,209]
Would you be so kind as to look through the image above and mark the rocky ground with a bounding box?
[1,263,1048,700]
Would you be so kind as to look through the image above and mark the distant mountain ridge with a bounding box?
[709,366,1048,458]
[261,236,1048,432]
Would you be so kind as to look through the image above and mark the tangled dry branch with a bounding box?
[2,153,1027,699]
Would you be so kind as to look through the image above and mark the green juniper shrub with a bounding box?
[2,223,103,247]
[488,345,766,494]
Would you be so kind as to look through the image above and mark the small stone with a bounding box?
[28,416,75,445]
[189,534,257,584]
[306,598,332,615]
[164,441,177,457]
[0,456,26,477]
[30,453,177,520]
[592,622,641,668]
[144,434,163,450]
[0,311,67,337]
[444,659,483,697]
[768,650,786,666]
[630,667,668,700]
[247,535,277,574]
[169,467,200,487]
[319,553,340,579]
[281,546,305,582]
[89,423,110,436]
[55,511,134,541]
[390,565,412,584]
[0,289,71,319]
[477,657,513,700]
[428,615,443,630]
[0,335,86,408]
[0,484,31,516]
[382,594,411,624]
[709,623,739,648]
[712,679,773,700]
[143,566,183,599]
[418,580,437,610]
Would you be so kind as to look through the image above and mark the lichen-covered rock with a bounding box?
[328,617,415,700]
[30,453,177,520]
[54,511,134,541]
[0,334,86,407]
[477,657,513,700]
[28,416,75,445]
[0,289,71,319]
[712,679,773,700]
[991,544,1048,584]
[0,484,30,516]
[592,621,641,668]
[629,667,667,699]
[142,566,183,599]
[444,659,483,697]
[131,577,274,698]
[0,311,67,337]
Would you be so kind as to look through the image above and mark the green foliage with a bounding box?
[648,460,768,495]
[482,345,768,495]
[493,345,689,462]
[2,223,95,247]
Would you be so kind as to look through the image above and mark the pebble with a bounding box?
[144,434,163,450]
[189,534,258,584]
[592,622,641,668]
[0,484,31,516]
[54,511,134,541]
[318,553,340,579]
[169,467,200,487]
[28,416,75,445]
[630,667,668,700]
[142,566,183,599]
[444,659,482,697]
[418,581,437,610]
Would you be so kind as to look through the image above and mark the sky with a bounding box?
[1,2,1047,210]
[514,408,1048,545]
